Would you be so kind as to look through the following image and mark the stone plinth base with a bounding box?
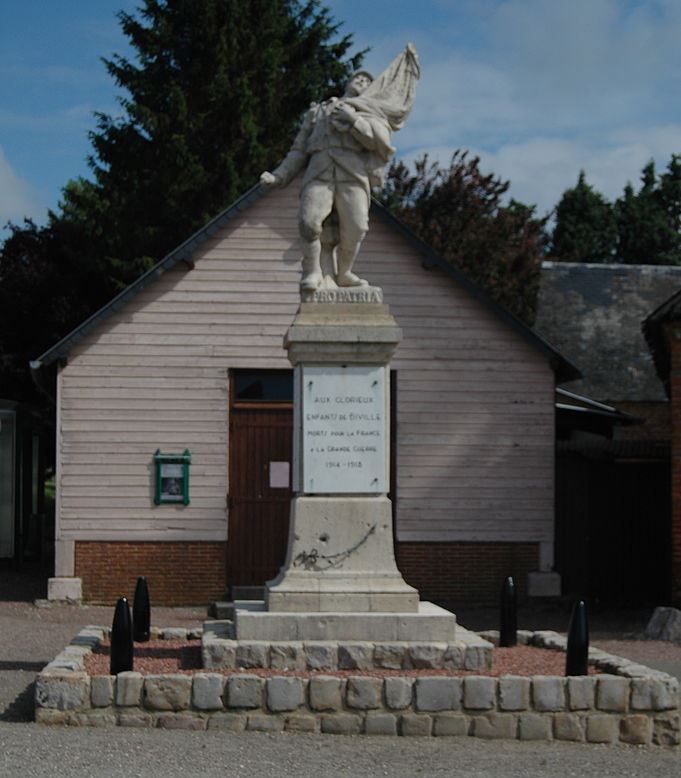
[47,577,82,602]
[234,601,457,642]
[203,620,491,671]
[36,624,681,746]
[266,496,418,613]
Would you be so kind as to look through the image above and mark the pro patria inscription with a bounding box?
[302,365,387,493]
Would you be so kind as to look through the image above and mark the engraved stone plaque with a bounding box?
[302,365,387,493]
[301,286,383,304]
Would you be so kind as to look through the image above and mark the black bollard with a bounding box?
[499,575,517,647]
[110,597,134,675]
[565,599,589,676]
[133,576,151,643]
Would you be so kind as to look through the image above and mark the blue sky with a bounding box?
[2,0,681,236]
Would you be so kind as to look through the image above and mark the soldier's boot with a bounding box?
[300,240,323,290]
[336,243,368,287]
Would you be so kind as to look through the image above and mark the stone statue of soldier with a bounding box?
[261,44,420,292]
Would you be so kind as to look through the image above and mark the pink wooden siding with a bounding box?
[57,182,554,549]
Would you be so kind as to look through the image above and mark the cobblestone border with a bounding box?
[480,629,680,679]
[34,626,680,746]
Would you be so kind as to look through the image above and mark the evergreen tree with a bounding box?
[0,0,363,404]
[0,220,111,402]
[551,155,681,267]
[615,162,668,264]
[615,156,681,265]
[61,0,364,276]
[379,152,547,324]
[551,171,617,263]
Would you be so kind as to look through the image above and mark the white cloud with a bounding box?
[0,147,42,228]
[394,0,681,147]
[3,0,680,230]
[392,123,681,219]
[375,1,681,217]
[487,0,681,127]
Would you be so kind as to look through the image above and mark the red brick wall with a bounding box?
[397,541,539,604]
[75,541,227,605]
[75,539,540,606]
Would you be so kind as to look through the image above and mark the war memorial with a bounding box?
[248,42,454,639]
[28,44,680,746]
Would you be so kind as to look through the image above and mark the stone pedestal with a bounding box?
[47,577,82,602]
[230,295,456,643]
[265,301,418,615]
[266,496,418,612]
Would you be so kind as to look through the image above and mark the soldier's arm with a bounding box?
[264,110,313,187]
[349,115,391,152]
[346,110,396,168]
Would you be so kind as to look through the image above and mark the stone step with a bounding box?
[208,600,265,620]
[234,601,457,642]
[208,588,265,617]
[232,586,265,601]
[201,618,493,672]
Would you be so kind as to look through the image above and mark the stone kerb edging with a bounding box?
[202,621,493,672]
[481,628,681,680]
[34,626,681,746]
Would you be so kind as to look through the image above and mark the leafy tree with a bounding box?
[379,152,547,323]
[551,171,617,263]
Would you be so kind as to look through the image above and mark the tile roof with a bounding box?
[535,262,681,401]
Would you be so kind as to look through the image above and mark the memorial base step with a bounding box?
[207,600,266,620]
[233,601,457,642]
[202,619,493,672]
[232,585,265,601]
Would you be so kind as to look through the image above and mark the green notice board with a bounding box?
[154,449,191,505]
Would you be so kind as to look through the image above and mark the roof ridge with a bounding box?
[542,260,681,272]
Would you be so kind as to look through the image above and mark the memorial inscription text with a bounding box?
[302,366,387,493]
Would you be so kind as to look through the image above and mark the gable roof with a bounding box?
[642,286,681,396]
[31,184,579,383]
[535,261,681,401]
[31,183,264,373]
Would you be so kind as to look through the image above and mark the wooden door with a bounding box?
[228,406,293,588]
[587,460,671,603]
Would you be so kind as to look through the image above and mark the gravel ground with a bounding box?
[1,725,681,778]
[84,642,597,677]
[1,568,680,776]
[0,567,205,723]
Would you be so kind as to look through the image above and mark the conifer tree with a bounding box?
[0,0,362,403]
[60,0,364,277]
[616,157,681,265]
[551,156,681,266]
[551,171,617,264]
